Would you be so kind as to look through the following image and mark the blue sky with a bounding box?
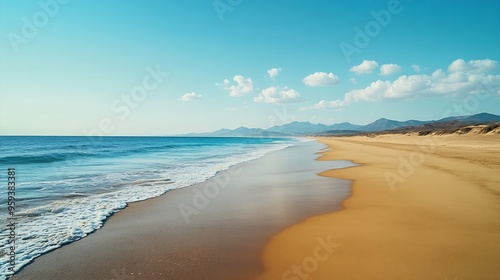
[1,0,499,135]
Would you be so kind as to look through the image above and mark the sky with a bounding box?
[1,0,499,135]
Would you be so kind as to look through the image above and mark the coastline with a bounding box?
[0,136,296,277]
[257,134,500,279]
[12,141,354,280]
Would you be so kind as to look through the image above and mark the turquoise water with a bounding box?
[0,136,296,276]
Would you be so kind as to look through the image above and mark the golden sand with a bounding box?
[257,134,500,280]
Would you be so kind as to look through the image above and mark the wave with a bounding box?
[0,145,179,165]
[0,153,94,164]
[0,137,297,276]
[119,144,178,154]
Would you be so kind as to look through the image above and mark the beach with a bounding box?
[258,134,500,280]
[11,141,354,280]
[10,134,500,279]
[3,0,500,278]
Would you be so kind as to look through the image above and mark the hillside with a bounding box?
[179,113,500,137]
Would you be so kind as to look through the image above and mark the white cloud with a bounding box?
[411,64,421,73]
[304,59,500,110]
[300,99,348,111]
[380,64,402,76]
[345,80,392,102]
[303,72,340,86]
[180,92,202,101]
[345,71,500,103]
[219,75,254,97]
[349,60,378,75]
[254,86,302,104]
[267,67,281,80]
[448,59,498,73]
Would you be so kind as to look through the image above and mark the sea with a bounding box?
[0,136,297,277]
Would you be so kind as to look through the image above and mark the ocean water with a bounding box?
[0,136,297,277]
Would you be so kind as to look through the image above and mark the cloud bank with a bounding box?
[302,59,500,110]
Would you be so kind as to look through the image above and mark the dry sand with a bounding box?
[257,134,500,280]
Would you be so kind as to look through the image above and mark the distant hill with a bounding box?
[214,127,265,136]
[362,118,428,132]
[437,112,500,123]
[178,112,500,137]
[182,126,282,137]
[328,122,364,131]
[266,121,331,135]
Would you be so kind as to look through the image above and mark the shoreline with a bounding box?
[257,134,500,279]
[12,141,354,280]
[1,137,293,278]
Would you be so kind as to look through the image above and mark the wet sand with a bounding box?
[258,134,500,280]
[12,141,353,280]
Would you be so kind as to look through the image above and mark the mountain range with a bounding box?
[180,113,500,137]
